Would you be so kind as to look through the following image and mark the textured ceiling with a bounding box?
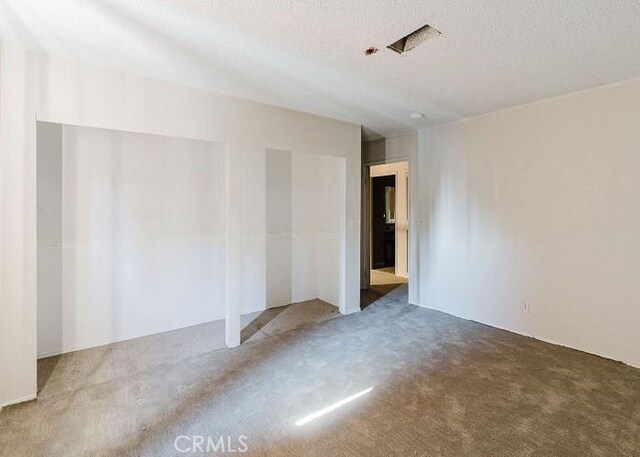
[1,0,640,140]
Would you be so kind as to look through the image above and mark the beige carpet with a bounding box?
[1,287,639,456]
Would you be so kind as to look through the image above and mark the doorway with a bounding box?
[371,175,396,270]
[363,161,409,307]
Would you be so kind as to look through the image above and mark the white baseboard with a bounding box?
[341,307,361,316]
[412,301,638,369]
[1,393,37,409]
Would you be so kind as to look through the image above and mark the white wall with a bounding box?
[362,132,417,165]
[313,155,345,306]
[292,152,344,306]
[35,55,361,315]
[266,149,292,308]
[386,133,417,164]
[0,45,38,407]
[36,125,344,357]
[36,123,63,357]
[370,161,409,278]
[266,150,344,308]
[416,77,640,368]
[37,124,226,357]
[35,129,348,356]
[238,145,267,315]
[0,49,361,407]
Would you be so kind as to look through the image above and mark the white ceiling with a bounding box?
[1,0,640,140]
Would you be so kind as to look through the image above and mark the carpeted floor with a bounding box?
[1,286,639,456]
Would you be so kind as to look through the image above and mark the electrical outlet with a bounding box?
[521,300,530,313]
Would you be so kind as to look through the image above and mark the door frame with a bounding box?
[361,157,412,291]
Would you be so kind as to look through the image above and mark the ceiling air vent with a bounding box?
[387,24,440,55]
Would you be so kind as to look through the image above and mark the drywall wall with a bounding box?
[362,132,417,165]
[416,77,640,367]
[370,162,409,278]
[292,152,344,306]
[37,129,343,356]
[36,123,64,357]
[34,54,360,315]
[0,45,38,407]
[313,154,345,306]
[386,133,417,164]
[37,123,226,356]
[266,149,292,308]
[1,48,360,406]
[266,150,344,308]
[237,144,267,316]
[362,138,385,164]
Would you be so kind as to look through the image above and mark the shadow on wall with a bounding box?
[266,149,293,308]
[37,122,64,358]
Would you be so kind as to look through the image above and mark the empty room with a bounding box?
[1,1,639,456]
